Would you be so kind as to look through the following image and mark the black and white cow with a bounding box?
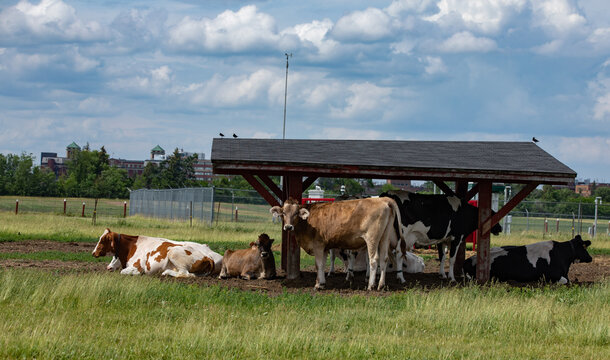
[463,235,592,284]
[381,190,502,282]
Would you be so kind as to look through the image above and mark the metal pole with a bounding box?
[210,186,215,226]
[283,52,292,140]
[231,191,235,222]
[578,201,582,234]
[525,209,529,232]
[594,197,601,237]
[572,212,575,238]
[190,201,193,227]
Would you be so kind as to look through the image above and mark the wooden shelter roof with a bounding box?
[211,138,576,184]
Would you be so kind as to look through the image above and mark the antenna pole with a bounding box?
[283,52,292,140]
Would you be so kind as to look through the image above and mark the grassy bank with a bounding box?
[0,270,607,359]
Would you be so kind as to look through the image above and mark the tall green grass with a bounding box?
[0,270,607,359]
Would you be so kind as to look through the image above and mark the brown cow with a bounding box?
[218,233,277,280]
[270,197,404,290]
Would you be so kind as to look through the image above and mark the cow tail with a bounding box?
[389,198,406,246]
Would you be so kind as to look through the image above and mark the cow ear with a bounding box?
[270,206,282,218]
[298,208,310,220]
[583,240,591,248]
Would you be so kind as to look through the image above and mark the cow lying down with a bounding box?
[219,233,277,280]
[463,235,592,284]
[93,228,223,277]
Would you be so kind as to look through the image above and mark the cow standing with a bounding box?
[463,236,592,284]
[381,190,502,282]
[93,228,223,277]
[219,233,277,280]
[271,197,403,290]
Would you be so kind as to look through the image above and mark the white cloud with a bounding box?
[0,0,107,44]
[312,127,383,140]
[78,97,111,113]
[189,69,281,107]
[588,27,610,50]
[108,65,175,96]
[303,82,343,107]
[390,39,416,54]
[386,0,438,17]
[423,56,447,74]
[437,31,497,52]
[168,5,289,53]
[589,63,610,121]
[531,0,586,36]
[330,8,394,42]
[547,136,610,166]
[425,0,527,34]
[282,19,339,59]
[330,82,392,118]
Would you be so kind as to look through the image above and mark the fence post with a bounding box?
[544,217,548,234]
[572,212,575,237]
[123,201,127,218]
[92,199,98,225]
[210,186,215,225]
[190,201,193,227]
[82,202,86,217]
[235,206,238,222]
[15,199,19,215]
[63,199,67,215]
[525,209,529,232]
[556,218,559,233]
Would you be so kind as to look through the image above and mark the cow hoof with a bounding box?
[315,283,325,290]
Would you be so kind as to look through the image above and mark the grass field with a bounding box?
[0,210,609,359]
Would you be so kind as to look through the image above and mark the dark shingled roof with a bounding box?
[211,138,576,184]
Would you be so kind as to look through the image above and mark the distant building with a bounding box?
[386,179,412,190]
[41,143,218,182]
[575,179,610,197]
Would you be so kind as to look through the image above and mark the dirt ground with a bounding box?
[0,240,608,296]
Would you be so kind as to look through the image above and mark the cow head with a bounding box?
[490,221,502,236]
[570,235,592,263]
[92,228,116,257]
[270,198,309,231]
[253,233,275,259]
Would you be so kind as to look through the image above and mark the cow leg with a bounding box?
[376,224,393,291]
[120,266,142,275]
[438,243,448,278]
[447,237,463,282]
[394,245,405,284]
[327,249,336,277]
[366,245,379,291]
[314,249,327,290]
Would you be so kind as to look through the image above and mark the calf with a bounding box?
[219,233,277,280]
[463,235,592,284]
[93,228,223,277]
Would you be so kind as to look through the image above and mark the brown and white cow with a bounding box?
[218,233,277,280]
[270,197,404,290]
[92,228,223,277]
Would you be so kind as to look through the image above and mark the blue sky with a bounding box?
[1,0,609,181]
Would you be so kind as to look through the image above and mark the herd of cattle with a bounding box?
[92,190,593,289]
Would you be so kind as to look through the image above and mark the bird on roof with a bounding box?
[233,133,238,138]
[219,133,224,137]
[532,137,539,143]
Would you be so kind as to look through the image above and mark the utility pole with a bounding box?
[283,52,292,140]
[594,197,602,237]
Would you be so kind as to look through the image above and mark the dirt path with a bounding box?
[0,240,608,296]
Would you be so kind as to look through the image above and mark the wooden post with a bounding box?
[15,199,19,215]
[476,181,492,284]
[63,199,67,215]
[454,180,468,277]
[234,206,238,222]
[123,201,127,218]
[81,202,86,217]
[285,174,302,280]
[281,179,288,271]
[92,199,98,225]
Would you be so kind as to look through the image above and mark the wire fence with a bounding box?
[0,196,128,218]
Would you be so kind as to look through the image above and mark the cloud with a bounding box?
[424,0,527,34]
[312,127,383,140]
[330,82,392,118]
[546,136,610,167]
[108,65,174,96]
[437,31,497,52]
[0,0,107,45]
[282,19,339,60]
[589,62,610,121]
[330,8,394,42]
[188,69,281,107]
[422,56,447,74]
[531,0,587,36]
[167,5,292,53]
[386,0,439,17]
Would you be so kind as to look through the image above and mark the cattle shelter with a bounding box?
[211,138,576,284]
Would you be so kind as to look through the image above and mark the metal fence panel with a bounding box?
[129,187,214,223]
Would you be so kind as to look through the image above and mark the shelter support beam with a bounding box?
[243,174,281,208]
[284,174,302,279]
[466,183,479,201]
[258,175,283,200]
[302,176,318,193]
[454,181,468,277]
[489,182,539,231]
[433,181,456,196]
[476,181,493,283]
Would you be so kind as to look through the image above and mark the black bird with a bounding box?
[219,133,224,137]
[233,133,238,138]
[532,137,539,143]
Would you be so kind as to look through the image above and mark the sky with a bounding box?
[1,0,609,182]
